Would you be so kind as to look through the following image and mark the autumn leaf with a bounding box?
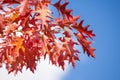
[0,0,95,74]
[19,0,29,15]
[73,20,95,39]
[35,5,52,26]
[10,37,25,57]
[2,0,20,5]
[75,33,95,58]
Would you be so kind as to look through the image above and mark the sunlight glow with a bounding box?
[0,56,69,80]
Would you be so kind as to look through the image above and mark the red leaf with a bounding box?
[2,0,20,5]
[73,20,95,39]
[75,33,95,58]
[18,0,29,16]
[0,0,95,74]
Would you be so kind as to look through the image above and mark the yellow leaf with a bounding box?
[10,37,25,56]
[11,11,19,22]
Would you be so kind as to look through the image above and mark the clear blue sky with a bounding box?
[62,0,120,80]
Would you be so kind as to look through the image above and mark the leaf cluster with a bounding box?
[0,0,95,74]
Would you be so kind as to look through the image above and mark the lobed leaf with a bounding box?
[0,0,95,74]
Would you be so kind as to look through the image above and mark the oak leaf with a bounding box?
[0,0,95,74]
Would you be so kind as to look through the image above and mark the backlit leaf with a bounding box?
[0,0,95,74]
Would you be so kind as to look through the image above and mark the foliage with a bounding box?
[0,0,95,74]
